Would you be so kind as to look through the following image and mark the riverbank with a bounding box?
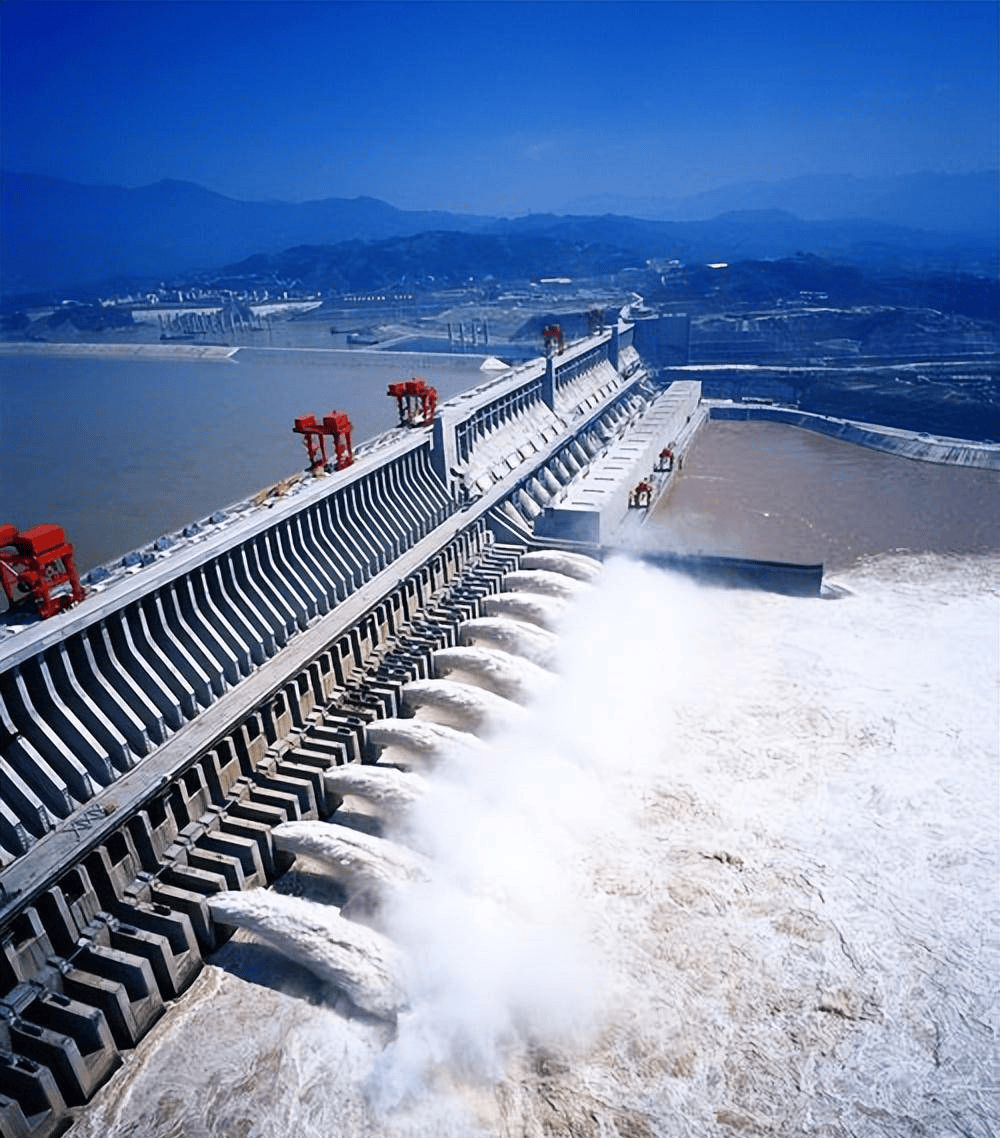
[0,341,238,360]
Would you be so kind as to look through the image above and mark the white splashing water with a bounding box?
[70,551,999,1138]
[519,548,604,582]
[272,821,430,894]
[481,591,569,630]
[459,615,561,667]
[205,889,406,1020]
[365,717,485,770]
[400,678,528,734]
[502,568,592,600]
[432,646,556,704]
[324,765,428,820]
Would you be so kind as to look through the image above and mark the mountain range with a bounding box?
[1,169,996,296]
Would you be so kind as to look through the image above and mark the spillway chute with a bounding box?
[400,678,526,734]
[503,568,591,600]
[432,645,555,704]
[273,821,430,895]
[323,765,427,821]
[519,549,603,582]
[205,889,405,1020]
[481,591,569,631]
[459,616,560,669]
[365,717,485,769]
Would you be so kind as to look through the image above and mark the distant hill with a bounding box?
[0,172,490,293]
[566,170,999,235]
[218,232,641,292]
[1,170,996,297]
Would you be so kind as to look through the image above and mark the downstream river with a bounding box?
[652,418,1000,569]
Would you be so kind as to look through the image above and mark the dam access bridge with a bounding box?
[0,322,706,1138]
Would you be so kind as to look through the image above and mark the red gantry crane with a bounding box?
[292,412,354,473]
[387,378,437,427]
[0,523,86,620]
[543,324,565,356]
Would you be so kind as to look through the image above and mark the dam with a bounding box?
[1,319,997,1138]
[0,320,711,1136]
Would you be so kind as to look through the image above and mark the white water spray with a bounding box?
[459,616,560,667]
[205,889,406,1020]
[400,678,527,734]
[519,549,603,582]
[324,765,428,821]
[481,592,569,630]
[364,718,485,769]
[272,821,430,895]
[432,646,556,704]
[502,569,591,600]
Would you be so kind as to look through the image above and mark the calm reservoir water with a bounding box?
[0,348,490,570]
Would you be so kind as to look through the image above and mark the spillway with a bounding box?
[272,820,430,895]
[204,890,405,1020]
[431,645,555,704]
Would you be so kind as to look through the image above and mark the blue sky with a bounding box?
[2,1,996,214]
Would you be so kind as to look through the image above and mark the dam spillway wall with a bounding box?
[708,403,1000,469]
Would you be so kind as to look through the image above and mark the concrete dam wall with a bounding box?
[0,323,702,1138]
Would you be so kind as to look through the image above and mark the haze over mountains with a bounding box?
[1,168,996,296]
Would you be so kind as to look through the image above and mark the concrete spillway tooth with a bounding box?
[503,569,591,600]
[365,717,484,768]
[481,592,569,631]
[432,646,555,705]
[459,617,560,669]
[273,821,430,897]
[519,549,603,582]
[401,678,526,734]
[323,765,427,820]
[206,889,405,1020]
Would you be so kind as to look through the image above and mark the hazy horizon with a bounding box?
[2,1,996,217]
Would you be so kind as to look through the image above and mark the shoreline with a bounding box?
[0,340,239,360]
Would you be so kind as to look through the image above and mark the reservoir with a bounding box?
[0,347,490,571]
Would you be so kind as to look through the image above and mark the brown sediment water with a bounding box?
[649,419,1000,569]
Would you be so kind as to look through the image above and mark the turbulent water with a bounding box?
[68,550,999,1138]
